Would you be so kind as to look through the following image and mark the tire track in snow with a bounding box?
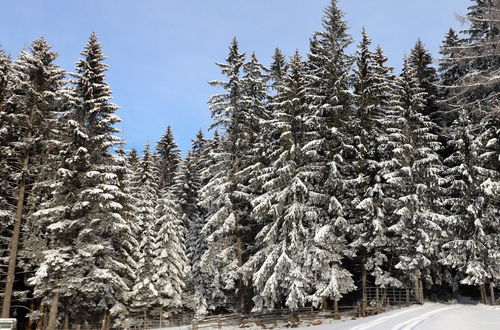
[349,306,427,330]
[390,306,460,330]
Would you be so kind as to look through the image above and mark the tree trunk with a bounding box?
[333,298,340,320]
[36,304,45,330]
[46,293,60,330]
[490,282,495,306]
[235,213,244,313]
[418,279,424,302]
[322,296,328,312]
[27,301,35,330]
[1,106,34,318]
[143,308,147,329]
[63,313,69,330]
[414,277,420,303]
[480,284,487,304]
[1,155,30,317]
[102,310,110,330]
[361,260,367,317]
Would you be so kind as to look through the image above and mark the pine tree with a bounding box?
[438,29,464,91]
[440,110,499,291]
[194,131,225,315]
[269,48,287,92]
[156,126,181,190]
[29,33,135,326]
[386,58,445,291]
[350,31,402,302]
[0,48,13,293]
[408,39,439,118]
[1,38,67,319]
[437,29,465,158]
[245,51,310,311]
[129,145,160,316]
[172,131,207,312]
[153,189,188,312]
[438,0,499,301]
[201,39,270,313]
[0,47,9,106]
[302,0,357,309]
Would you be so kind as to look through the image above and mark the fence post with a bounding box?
[376,287,381,314]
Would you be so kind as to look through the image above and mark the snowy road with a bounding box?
[302,303,500,330]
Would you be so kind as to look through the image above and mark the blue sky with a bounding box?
[0,0,472,154]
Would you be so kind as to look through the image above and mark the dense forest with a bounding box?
[0,0,498,329]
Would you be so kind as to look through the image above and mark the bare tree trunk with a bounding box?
[361,260,367,317]
[63,313,69,330]
[36,304,45,330]
[46,293,60,330]
[490,282,496,306]
[235,214,244,313]
[1,154,30,317]
[418,279,424,302]
[1,107,34,318]
[102,310,110,330]
[27,301,35,330]
[143,309,147,329]
[480,284,487,304]
[414,277,420,303]
[333,298,340,320]
[322,296,328,312]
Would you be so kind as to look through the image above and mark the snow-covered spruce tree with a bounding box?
[0,38,67,320]
[350,31,402,305]
[302,0,356,309]
[269,48,288,93]
[194,130,227,315]
[30,33,135,328]
[199,38,246,313]
[386,58,446,295]
[174,150,203,238]
[242,51,320,311]
[173,146,204,311]
[200,39,269,313]
[408,39,439,119]
[0,48,13,293]
[440,109,499,299]
[436,28,466,159]
[440,0,500,300]
[153,188,188,316]
[156,125,181,190]
[438,29,465,95]
[129,145,160,319]
[366,46,405,288]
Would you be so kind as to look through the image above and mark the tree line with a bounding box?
[0,0,498,328]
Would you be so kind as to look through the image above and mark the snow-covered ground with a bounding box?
[295,303,500,330]
[156,303,500,330]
